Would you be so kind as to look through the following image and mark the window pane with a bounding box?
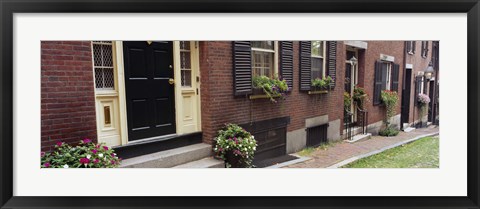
[251,41,274,50]
[311,57,323,80]
[180,41,190,50]
[181,70,192,87]
[311,41,323,57]
[252,50,273,77]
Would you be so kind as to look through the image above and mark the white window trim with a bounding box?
[407,41,415,55]
[385,63,392,90]
[251,41,279,78]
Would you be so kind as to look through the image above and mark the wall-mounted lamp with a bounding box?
[424,61,434,80]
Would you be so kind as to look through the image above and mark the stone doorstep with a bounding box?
[120,143,213,168]
[346,133,372,143]
[403,127,416,132]
[173,157,224,168]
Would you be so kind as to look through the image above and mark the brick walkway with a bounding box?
[284,126,439,168]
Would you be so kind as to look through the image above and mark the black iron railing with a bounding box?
[344,110,353,141]
[357,106,369,135]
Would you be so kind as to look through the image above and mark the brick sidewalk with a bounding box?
[284,126,439,168]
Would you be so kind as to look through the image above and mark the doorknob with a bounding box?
[168,78,175,85]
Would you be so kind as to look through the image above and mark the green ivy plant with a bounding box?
[380,90,400,136]
[213,124,257,168]
[41,139,121,168]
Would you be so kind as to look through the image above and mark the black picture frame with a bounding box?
[1,0,479,208]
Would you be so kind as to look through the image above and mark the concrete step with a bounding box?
[346,133,372,143]
[173,157,224,168]
[120,143,212,168]
[403,127,416,132]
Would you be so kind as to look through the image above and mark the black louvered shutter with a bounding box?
[232,41,252,96]
[412,41,416,54]
[327,41,337,89]
[391,63,400,92]
[373,61,383,106]
[299,41,311,91]
[421,41,425,56]
[406,41,411,52]
[414,75,422,106]
[280,41,294,90]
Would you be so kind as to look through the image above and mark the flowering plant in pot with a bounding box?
[252,75,289,103]
[417,93,431,125]
[41,138,121,168]
[213,124,257,168]
[353,86,368,108]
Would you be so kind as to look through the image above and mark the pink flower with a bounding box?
[82,138,92,144]
[79,158,90,164]
[96,144,100,148]
[110,160,116,164]
[92,149,98,154]
[103,146,109,151]
[56,142,63,147]
[41,152,45,157]
[93,159,99,164]
[43,162,50,168]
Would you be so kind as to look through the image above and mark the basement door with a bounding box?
[123,41,176,141]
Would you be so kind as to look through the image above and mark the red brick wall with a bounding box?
[359,41,405,127]
[199,41,344,143]
[405,41,434,124]
[41,41,97,151]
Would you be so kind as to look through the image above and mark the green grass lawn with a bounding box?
[342,136,439,168]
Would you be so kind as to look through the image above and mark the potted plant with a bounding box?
[213,124,258,168]
[352,86,368,108]
[41,138,122,168]
[417,93,431,127]
[379,90,400,136]
[252,76,289,103]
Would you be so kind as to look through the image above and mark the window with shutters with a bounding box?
[311,41,326,80]
[92,41,115,90]
[251,41,277,78]
[373,61,400,105]
[421,41,429,58]
[406,41,416,55]
[299,41,337,91]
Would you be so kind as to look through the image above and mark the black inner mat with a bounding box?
[254,154,299,168]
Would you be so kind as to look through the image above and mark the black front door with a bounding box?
[123,41,176,141]
[401,68,412,128]
[428,80,435,122]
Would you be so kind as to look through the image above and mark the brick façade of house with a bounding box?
[41,40,439,167]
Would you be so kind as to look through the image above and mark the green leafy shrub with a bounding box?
[379,125,400,137]
[252,76,289,102]
[213,124,257,168]
[41,139,121,168]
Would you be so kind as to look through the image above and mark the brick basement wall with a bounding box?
[199,41,344,144]
[41,41,97,151]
